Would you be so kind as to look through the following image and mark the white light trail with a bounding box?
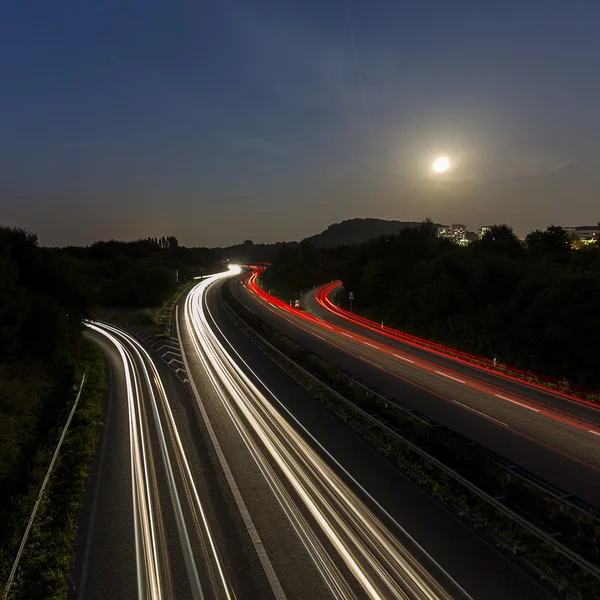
[182,271,466,600]
[86,322,233,600]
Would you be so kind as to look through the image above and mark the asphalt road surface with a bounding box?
[235,272,600,508]
[176,267,559,600]
[71,322,274,600]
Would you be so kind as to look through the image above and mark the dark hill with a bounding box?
[303,218,426,248]
[216,218,445,261]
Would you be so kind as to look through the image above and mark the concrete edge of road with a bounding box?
[223,281,600,598]
[175,305,288,600]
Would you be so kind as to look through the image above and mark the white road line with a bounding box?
[393,354,415,364]
[495,394,540,413]
[340,332,354,339]
[451,399,509,427]
[435,371,466,384]
[589,430,600,436]
[363,342,379,349]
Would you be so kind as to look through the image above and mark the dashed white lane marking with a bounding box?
[589,430,600,436]
[495,394,540,412]
[340,332,354,339]
[363,342,379,349]
[393,354,415,364]
[451,399,509,427]
[435,371,466,384]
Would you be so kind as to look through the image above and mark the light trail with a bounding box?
[182,269,469,600]
[316,281,599,408]
[86,322,233,600]
[244,268,600,437]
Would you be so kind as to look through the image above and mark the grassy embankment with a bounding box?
[0,343,106,600]
[93,279,197,337]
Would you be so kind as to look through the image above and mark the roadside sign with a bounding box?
[294,300,300,308]
[348,292,354,299]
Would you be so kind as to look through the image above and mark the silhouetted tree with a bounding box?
[477,225,524,258]
[526,225,571,254]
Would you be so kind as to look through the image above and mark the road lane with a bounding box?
[180,269,557,600]
[72,322,273,600]
[310,283,600,427]
[71,328,137,600]
[235,272,600,507]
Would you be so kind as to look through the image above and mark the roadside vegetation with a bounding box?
[2,344,105,600]
[60,236,219,309]
[60,237,225,336]
[262,220,600,390]
[94,278,197,337]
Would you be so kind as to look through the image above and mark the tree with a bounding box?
[477,225,524,258]
[525,225,571,254]
[418,217,438,238]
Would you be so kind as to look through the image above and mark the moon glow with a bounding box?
[432,156,450,173]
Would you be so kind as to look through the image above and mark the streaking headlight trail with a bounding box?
[85,321,234,600]
[181,269,470,600]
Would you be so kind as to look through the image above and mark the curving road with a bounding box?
[71,267,567,600]
[72,321,273,599]
[236,269,600,507]
[177,268,558,599]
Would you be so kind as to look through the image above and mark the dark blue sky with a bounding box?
[2,1,599,246]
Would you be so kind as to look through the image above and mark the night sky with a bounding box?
[2,1,599,246]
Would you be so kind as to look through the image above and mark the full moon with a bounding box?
[432,156,450,173]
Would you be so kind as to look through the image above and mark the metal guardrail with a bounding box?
[221,291,600,586]
[3,372,87,599]
[307,353,600,524]
[250,300,600,529]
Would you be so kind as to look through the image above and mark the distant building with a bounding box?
[567,225,599,242]
[438,224,467,243]
[478,225,493,239]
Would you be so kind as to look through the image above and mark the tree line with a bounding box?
[263,220,600,389]
[60,236,218,308]
[0,226,219,547]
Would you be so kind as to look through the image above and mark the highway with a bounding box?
[178,267,558,599]
[72,321,273,600]
[236,269,600,508]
